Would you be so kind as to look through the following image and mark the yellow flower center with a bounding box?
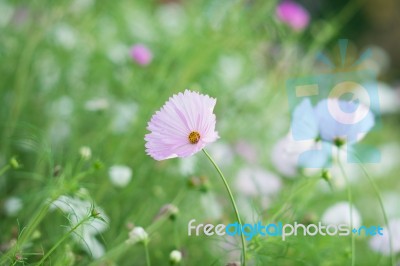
[188,131,201,144]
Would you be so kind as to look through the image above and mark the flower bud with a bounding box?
[169,250,182,264]
[79,146,92,160]
[321,169,332,182]
[127,227,148,244]
[154,204,179,221]
[9,157,21,169]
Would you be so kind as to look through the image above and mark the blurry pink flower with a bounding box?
[276,1,310,31]
[234,140,258,164]
[145,90,219,160]
[130,44,152,66]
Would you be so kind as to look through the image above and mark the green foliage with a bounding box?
[0,0,399,265]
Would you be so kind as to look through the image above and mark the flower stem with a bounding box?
[144,241,151,266]
[336,149,355,266]
[37,215,91,265]
[352,153,395,266]
[0,164,10,176]
[202,149,247,266]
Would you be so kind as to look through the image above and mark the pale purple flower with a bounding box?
[235,167,282,197]
[130,44,152,66]
[315,98,375,144]
[234,140,258,164]
[292,98,375,145]
[276,1,310,31]
[145,90,219,160]
[271,133,329,177]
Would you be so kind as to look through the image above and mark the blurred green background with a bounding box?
[0,0,399,265]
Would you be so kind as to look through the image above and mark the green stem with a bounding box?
[336,149,355,266]
[0,203,50,265]
[90,190,186,266]
[269,177,319,223]
[0,165,10,176]
[352,153,395,266]
[37,216,91,265]
[144,241,151,266]
[202,149,247,266]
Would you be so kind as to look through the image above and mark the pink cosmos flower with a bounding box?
[276,1,310,31]
[130,44,152,66]
[145,90,219,160]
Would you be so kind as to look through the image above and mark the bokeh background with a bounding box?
[1,0,399,265]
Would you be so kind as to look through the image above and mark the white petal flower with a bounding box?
[84,98,109,112]
[109,165,132,188]
[70,0,94,14]
[156,3,186,36]
[271,135,307,177]
[0,2,13,27]
[368,143,400,177]
[126,10,157,42]
[79,232,105,259]
[272,132,333,178]
[52,23,77,50]
[48,121,71,144]
[377,82,400,114]
[49,96,74,118]
[206,141,234,167]
[179,156,197,175]
[235,167,282,197]
[111,102,138,134]
[4,197,23,216]
[321,202,362,228]
[359,46,390,75]
[107,43,129,65]
[200,192,222,220]
[217,55,243,86]
[381,192,400,219]
[369,218,400,255]
[51,195,109,258]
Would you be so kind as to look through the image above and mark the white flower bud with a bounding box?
[169,250,182,264]
[79,146,92,160]
[128,227,148,244]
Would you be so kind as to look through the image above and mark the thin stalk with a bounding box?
[336,148,355,266]
[144,241,151,266]
[352,153,395,266]
[0,203,50,265]
[202,149,247,266]
[0,165,10,176]
[269,176,320,223]
[36,216,91,265]
[89,189,186,266]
